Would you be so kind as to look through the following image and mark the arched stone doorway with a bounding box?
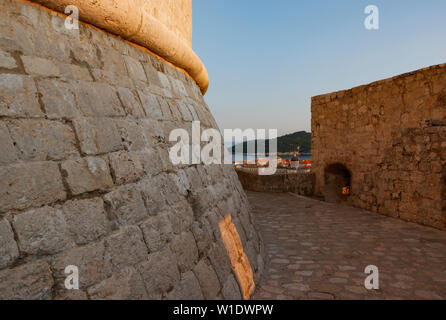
[324,163,351,203]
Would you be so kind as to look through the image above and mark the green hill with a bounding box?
[231,131,311,154]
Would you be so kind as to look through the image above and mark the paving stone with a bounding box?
[0,161,66,212]
[167,271,204,300]
[73,118,123,155]
[105,226,149,271]
[7,119,79,161]
[0,261,54,300]
[0,218,19,269]
[61,157,114,195]
[137,247,180,299]
[251,192,446,300]
[88,267,148,300]
[63,198,110,245]
[13,206,73,255]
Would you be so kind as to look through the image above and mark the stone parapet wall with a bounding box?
[235,170,315,196]
[312,63,446,230]
[0,0,264,300]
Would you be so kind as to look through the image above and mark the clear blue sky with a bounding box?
[192,0,446,137]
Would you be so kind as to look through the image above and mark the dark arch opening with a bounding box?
[324,163,351,203]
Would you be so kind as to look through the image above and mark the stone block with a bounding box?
[0,74,42,118]
[167,271,204,300]
[21,55,61,77]
[169,170,191,196]
[140,118,165,141]
[117,87,145,118]
[0,218,19,269]
[91,68,133,88]
[191,219,214,255]
[63,198,110,245]
[140,213,173,253]
[13,206,73,255]
[115,119,149,151]
[105,226,149,271]
[137,247,180,299]
[104,185,148,226]
[0,121,18,165]
[73,81,125,117]
[124,55,147,83]
[55,290,88,300]
[168,200,194,235]
[0,261,54,300]
[109,151,144,185]
[193,259,221,300]
[52,241,111,289]
[0,161,66,212]
[157,96,173,120]
[208,241,233,285]
[88,267,148,300]
[142,62,162,87]
[73,118,123,155]
[36,79,80,119]
[0,48,17,69]
[137,148,164,177]
[137,89,163,120]
[7,119,79,161]
[61,157,114,195]
[138,177,169,215]
[170,232,199,273]
[222,274,242,300]
[177,101,193,121]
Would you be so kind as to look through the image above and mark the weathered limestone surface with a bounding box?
[312,64,446,230]
[0,0,263,300]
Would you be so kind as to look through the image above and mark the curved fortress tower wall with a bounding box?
[0,0,264,299]
[312,64,446,230]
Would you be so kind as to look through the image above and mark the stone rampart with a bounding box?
[0,0,263,300]
[236,170,315,196]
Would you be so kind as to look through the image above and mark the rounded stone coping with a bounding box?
[29,0,209,94]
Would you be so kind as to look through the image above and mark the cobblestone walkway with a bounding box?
[249,191,446,300]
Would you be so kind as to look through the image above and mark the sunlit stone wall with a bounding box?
[312,64,446,230]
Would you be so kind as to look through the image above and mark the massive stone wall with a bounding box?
[0,0,264,299]
[312,63,446,230]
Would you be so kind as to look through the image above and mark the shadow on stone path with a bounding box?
[248,191,446,300]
